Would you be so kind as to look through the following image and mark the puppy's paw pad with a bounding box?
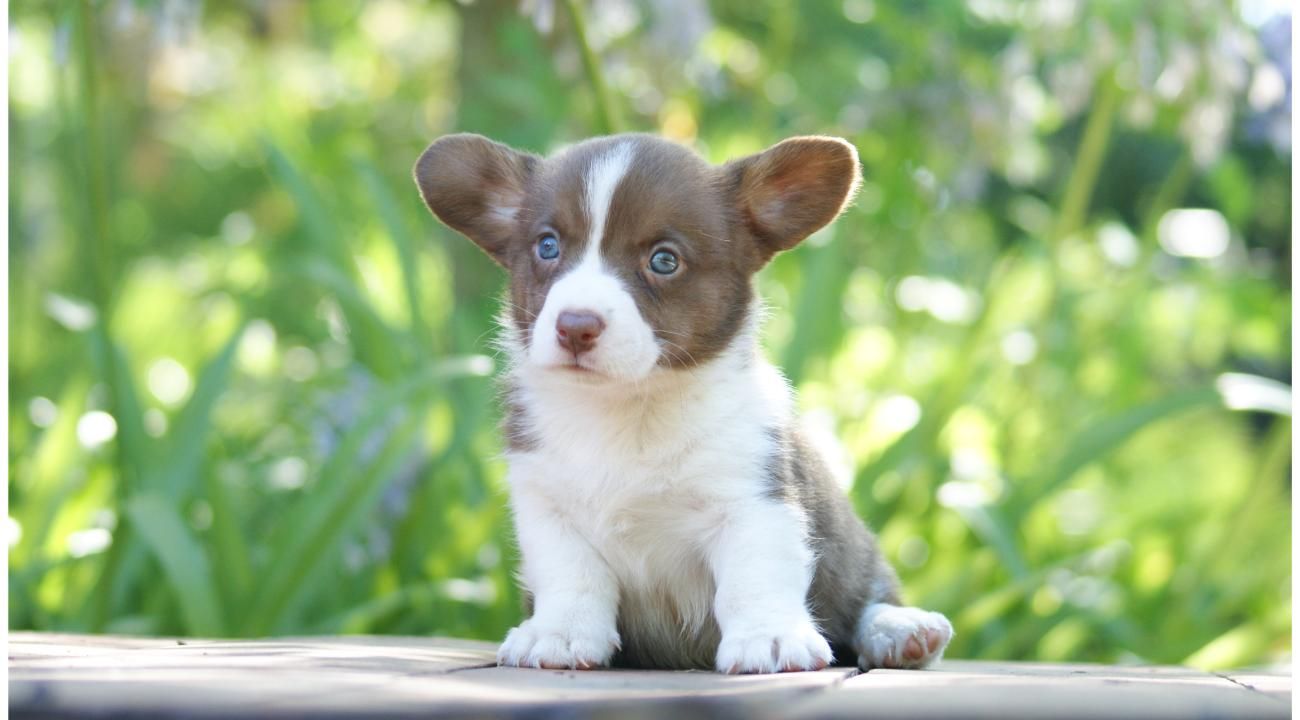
[497,619,619,670]
[856,605,952,670]
[716,623,833,674]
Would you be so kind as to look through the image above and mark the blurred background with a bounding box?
[8,0,1292,668]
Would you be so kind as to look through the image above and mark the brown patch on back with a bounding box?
[764,426,900,662]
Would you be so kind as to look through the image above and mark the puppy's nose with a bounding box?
[556,311,605,355]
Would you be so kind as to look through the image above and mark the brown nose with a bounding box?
[556,311,605,355]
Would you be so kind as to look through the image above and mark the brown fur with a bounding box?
[765,427,902,664]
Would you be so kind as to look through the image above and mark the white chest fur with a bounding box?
[504,341,799,634]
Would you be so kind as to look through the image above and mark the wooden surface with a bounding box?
[8,632,1291,719]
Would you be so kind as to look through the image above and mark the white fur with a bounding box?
[710,494,833,673]
[581,142,633,258]
[855,603,953,669]
[525,257,662,379]
[500,315,831,672]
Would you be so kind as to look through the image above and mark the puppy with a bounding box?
[414,133,953,673]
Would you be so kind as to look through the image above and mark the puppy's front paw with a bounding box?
[497,618,620,670]
[856,604,952,669]
[716,621,833,674]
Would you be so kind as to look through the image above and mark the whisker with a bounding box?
[654,327,692,338]
[658,338,698,367]
[499,300,538,320]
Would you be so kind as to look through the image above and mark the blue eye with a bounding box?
[537,233,560,260]
[649,249,679,275]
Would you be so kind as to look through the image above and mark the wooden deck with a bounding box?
[8,632,1291,719]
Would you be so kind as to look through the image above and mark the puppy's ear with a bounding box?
[724,136,861,264]
[414,133,539,264]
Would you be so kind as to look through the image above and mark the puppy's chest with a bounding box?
[512,396,766,580]
[535,453,726,626]
[529,431,740,546]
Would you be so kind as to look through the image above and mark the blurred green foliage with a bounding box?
[8,0,1292,669]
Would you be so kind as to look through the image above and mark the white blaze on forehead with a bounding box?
[582,142,634,261]
[524,140,659,381]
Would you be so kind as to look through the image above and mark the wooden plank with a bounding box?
[926,660,1230,678]
[785,661,1291,720]
[9,633,851,719]
[1219,670,1292,701]
[441,665,856,701]
[244,667,856,719]
[10,634,500,675]
[8,633,1291,720]
[10,633,500,718]
[8,632,183,659]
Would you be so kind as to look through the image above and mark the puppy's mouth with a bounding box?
[550,355,607,378]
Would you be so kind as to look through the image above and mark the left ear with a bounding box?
[724,136,861,263]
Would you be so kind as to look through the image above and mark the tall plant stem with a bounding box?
[562,0,622,134]
[73,4,138,632]
[76,2,113,311]
[1053,70,1120,243]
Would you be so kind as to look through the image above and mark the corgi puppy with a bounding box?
[414,133,952,673]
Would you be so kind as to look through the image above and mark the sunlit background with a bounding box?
[8,1,1292,669]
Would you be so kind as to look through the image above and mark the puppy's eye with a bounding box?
[536,233,560,261]
[649,249,679,275]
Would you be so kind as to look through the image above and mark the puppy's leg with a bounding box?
[708,499,833,674]
[497,486,620,670]
[854,603,953,669]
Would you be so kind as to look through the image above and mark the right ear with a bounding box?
[723,136,861,266]
[413,133,539,264]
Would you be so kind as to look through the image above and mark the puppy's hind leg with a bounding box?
[853,603,953,669]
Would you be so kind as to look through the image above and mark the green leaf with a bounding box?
[292,259,409,368]
[146,326,253,615]
[204,468,254,622]
[1034,385,1222,503]
[262,140,404,379]
[88,326,152,495]
[85,329,154,630]
[354,158,432,351]
[261,139,349,268]
[12,380,89,568]
[152,327,245,501]
[947,502,1029,580]
[125,494,224,636]
[244,358,491,635]
[92,329,245,628]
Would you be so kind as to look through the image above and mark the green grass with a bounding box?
[7,1,1291,669]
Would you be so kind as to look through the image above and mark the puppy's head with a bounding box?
[414,133,860,384]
